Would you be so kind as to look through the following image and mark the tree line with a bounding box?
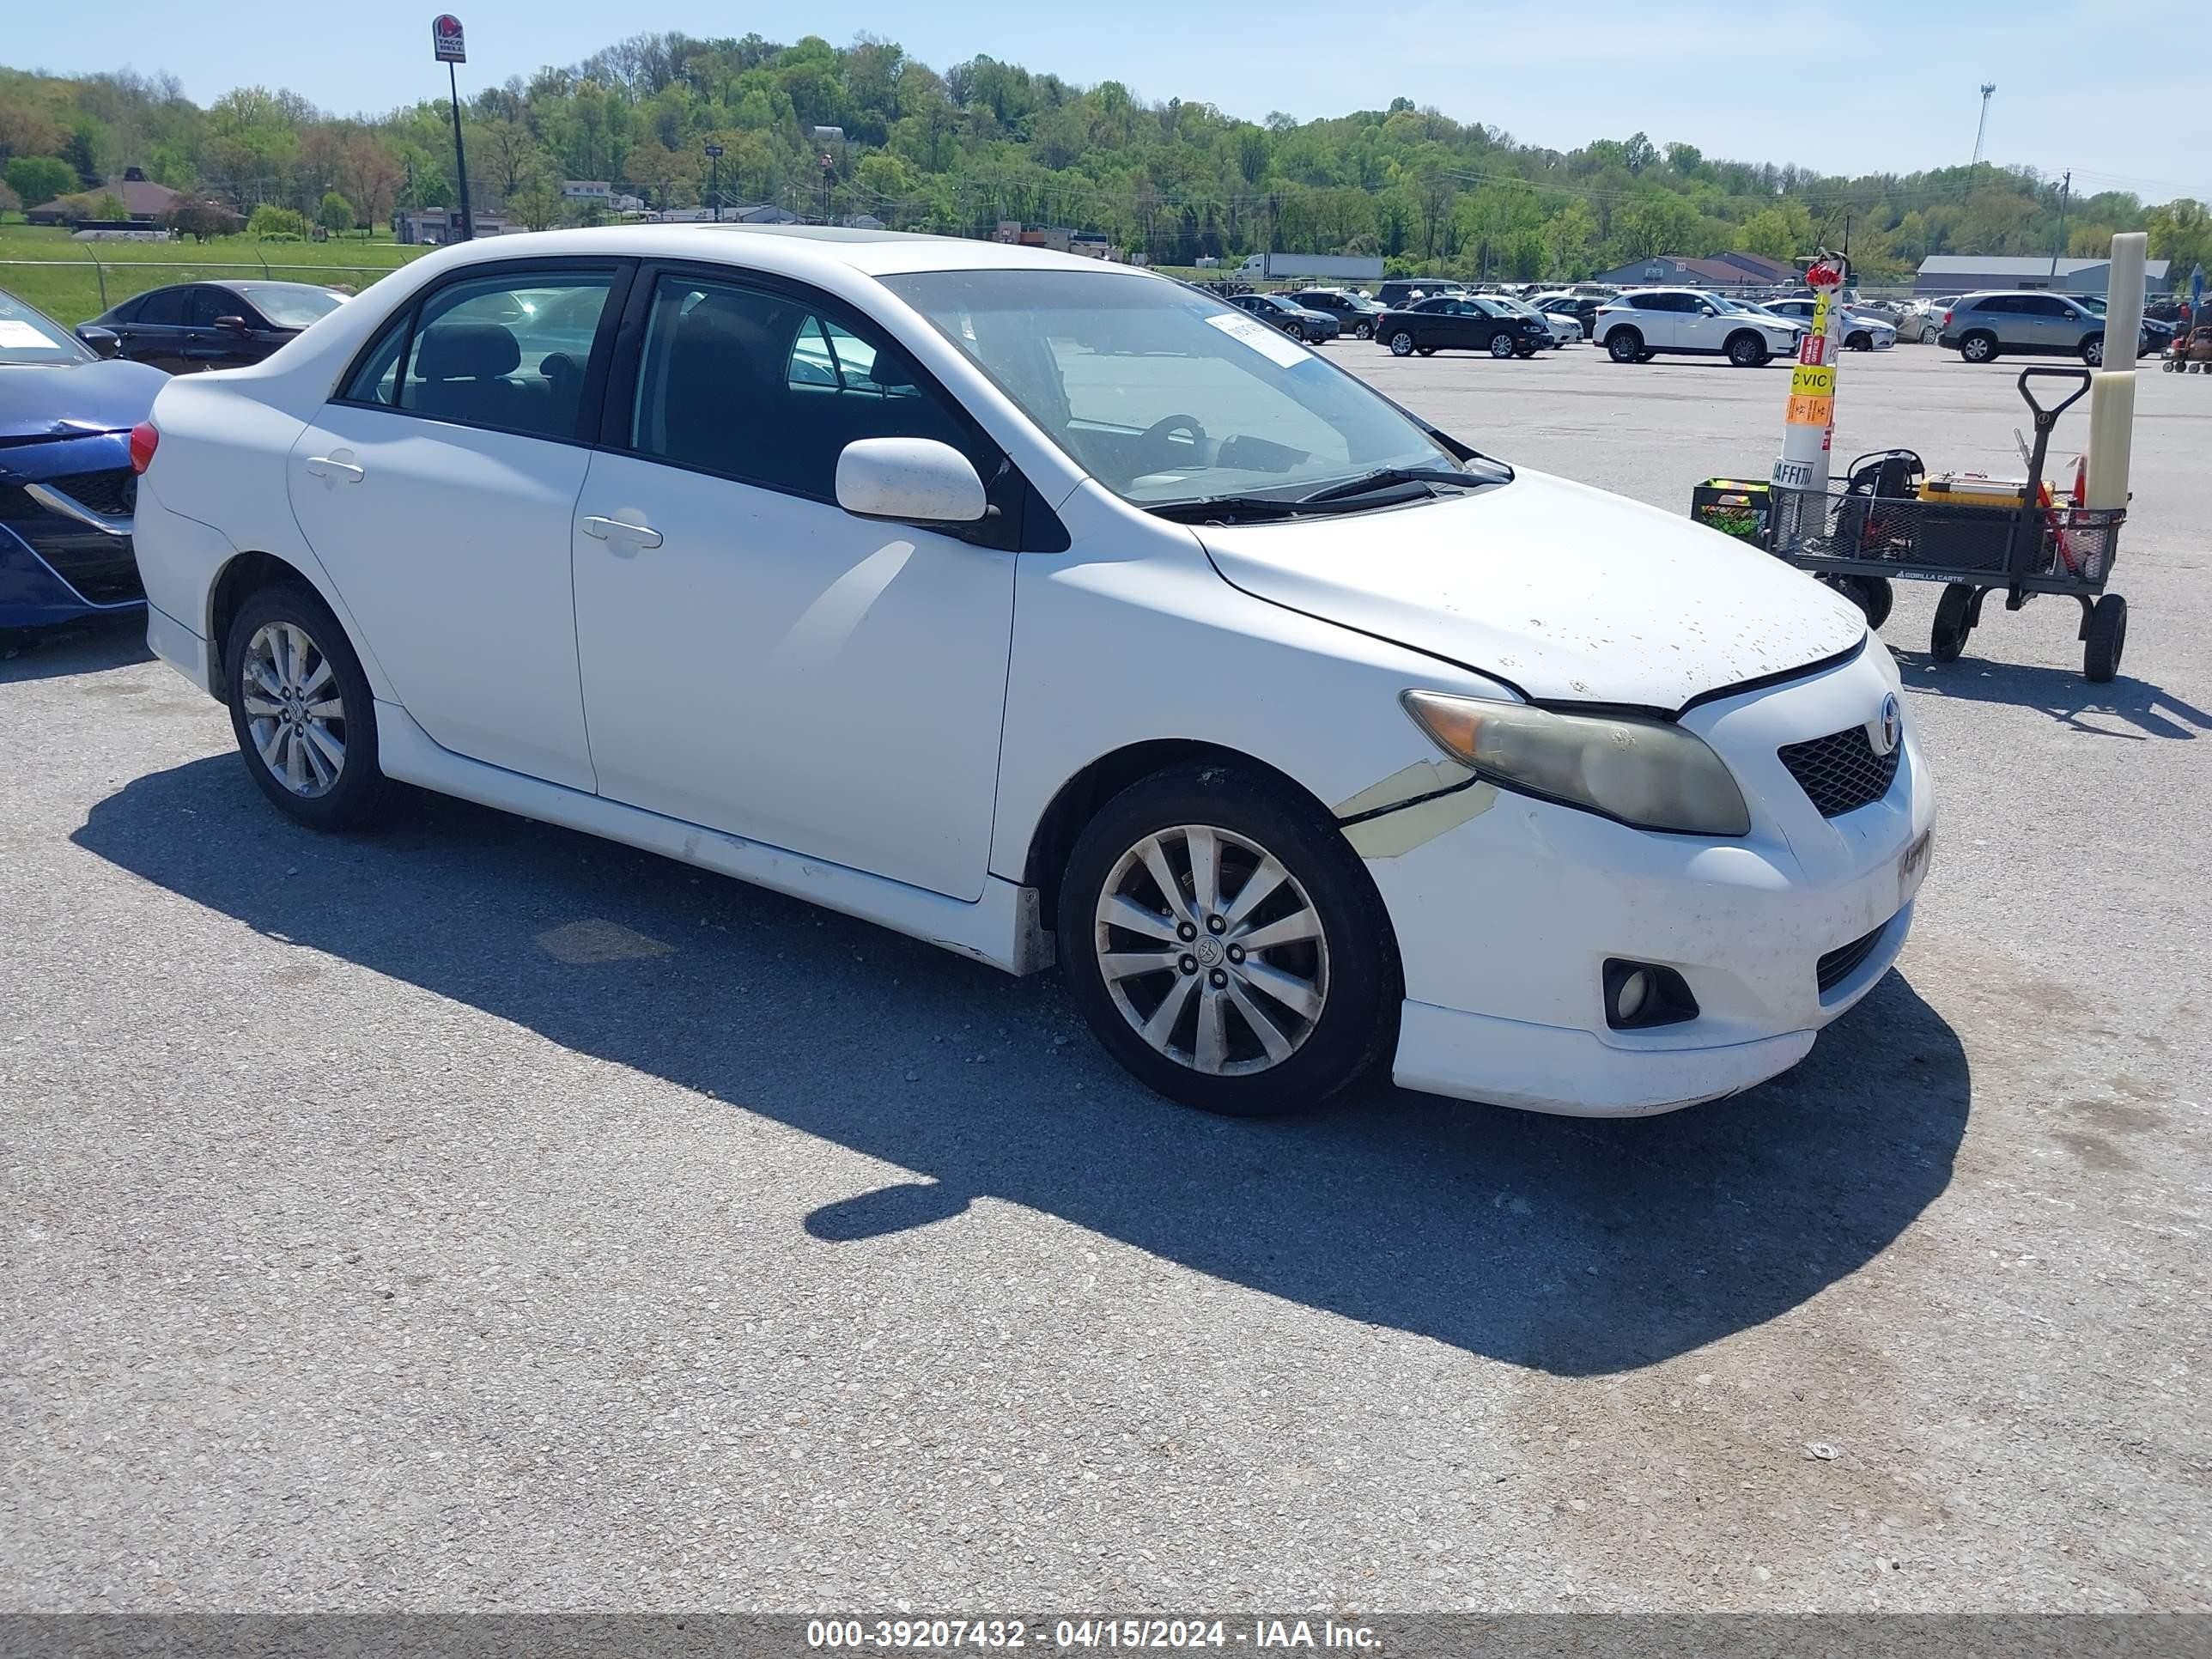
[3,42,2208,283]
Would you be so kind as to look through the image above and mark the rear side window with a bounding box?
[625,273,987,501]
[335,269,617,441]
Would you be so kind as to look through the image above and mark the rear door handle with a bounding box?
[581,514,663,549]
[304,454,364,483]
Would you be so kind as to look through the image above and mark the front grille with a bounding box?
[1778,724,1899,817]
[1816,921,1889,994]
[0,467,143,605]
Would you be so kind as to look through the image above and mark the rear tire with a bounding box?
[1930,582,1975,663]
[1607,328,1644,362]
[1960,331,1998,363]
[1058,764,1400,1117]
[2082,593,2126,682]
[223,581,389,830]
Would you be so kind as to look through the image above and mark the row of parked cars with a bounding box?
[1,279,347,647]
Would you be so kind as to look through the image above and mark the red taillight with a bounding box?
[1942,309,1954,329]
[129,421,158,474]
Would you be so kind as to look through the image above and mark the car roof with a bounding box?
[400,222,1148,283]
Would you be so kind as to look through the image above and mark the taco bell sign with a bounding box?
[432,14,466,63]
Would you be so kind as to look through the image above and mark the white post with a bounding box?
[1772,257,1850,548]
[2084,232,2146,511]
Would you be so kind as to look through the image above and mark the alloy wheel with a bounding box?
[241,620,347,798]
[1091,823,1329,1077]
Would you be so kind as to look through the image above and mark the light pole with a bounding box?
[431,15,472,241]
[703,143,723,222]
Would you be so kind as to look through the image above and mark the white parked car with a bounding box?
[1760,297,1897,350]
[128,227,1932,1119]
[1593,288,1804,365]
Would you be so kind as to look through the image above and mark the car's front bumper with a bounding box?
[1369,644,1933,1116]
[0,519,144,628]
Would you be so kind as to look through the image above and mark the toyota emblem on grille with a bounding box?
[1874,694,1902,756]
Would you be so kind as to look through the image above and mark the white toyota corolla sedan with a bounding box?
[128,226,1932,1118]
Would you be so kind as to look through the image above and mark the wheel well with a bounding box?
[1022,739,1334,926]
[1725,328,1765,353]
[1604,324,1641,344]
[207,551,315,686]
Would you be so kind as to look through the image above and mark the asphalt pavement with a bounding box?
[2,341,2206,1612]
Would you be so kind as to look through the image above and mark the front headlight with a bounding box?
[1402,690,1751,836]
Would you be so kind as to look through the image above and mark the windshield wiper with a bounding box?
[1144,495,1306,524]
[1298,465,1492,506]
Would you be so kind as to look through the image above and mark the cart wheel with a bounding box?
[1930,583,1975,662]
[1835,574,1894,630]
[2082,593,2127,683]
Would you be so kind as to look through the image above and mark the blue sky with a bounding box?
[10,0,2208,201]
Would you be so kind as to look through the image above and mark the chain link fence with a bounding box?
[0,253,423,325]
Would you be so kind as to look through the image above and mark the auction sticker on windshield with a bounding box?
[1206,311,1310,368]
[0,320,63,350]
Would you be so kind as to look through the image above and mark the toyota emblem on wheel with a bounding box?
[1875,693,1902,756]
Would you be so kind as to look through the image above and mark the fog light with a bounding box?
[1602,959,1698,1030]
[1613,969,1652,1024]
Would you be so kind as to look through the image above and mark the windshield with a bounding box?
[0,289,94,366]
[240,285,345,328]
[883,268,1461,506]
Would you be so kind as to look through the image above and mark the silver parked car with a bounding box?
[1937,290,2152,367]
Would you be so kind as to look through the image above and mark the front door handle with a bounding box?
[581,514,663,549]
[304,454,364,483]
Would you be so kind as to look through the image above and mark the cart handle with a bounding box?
[2017,366,2092,429]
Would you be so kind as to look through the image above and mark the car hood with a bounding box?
[1196,468,1868,710]
[0,357,167,443]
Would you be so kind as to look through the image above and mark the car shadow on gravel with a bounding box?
[1895,653,2211,741]
[0,616,152,683]
[76,756,1972,1377]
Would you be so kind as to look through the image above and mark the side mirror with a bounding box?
[214,315,249,333]
[77,325,122,359]
[836,437,988,526]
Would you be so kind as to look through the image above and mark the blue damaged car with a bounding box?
[0,288,167,650]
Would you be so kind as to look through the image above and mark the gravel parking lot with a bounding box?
[3,341,2207,1613]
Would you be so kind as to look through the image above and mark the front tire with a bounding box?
[223,581,388,830]
[1058,765,1399,1116]
[1727,331,1770,368]
[1847,331,1872,351]
[1930,582,1975,663]
[1489,332,1516,358]
[1354,321,1373,340]
[2081,334,2105,367]
[2082,593,2126,682]
[1389,330,1415,356]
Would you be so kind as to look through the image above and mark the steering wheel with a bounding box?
[1137,413,1208,475]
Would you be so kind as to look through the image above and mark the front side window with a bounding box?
[627,274,982,500]
[378,270,616,440]
[187,288,236,327]
[884,267,1461,507]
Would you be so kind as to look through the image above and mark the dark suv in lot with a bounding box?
[1285,288,1386,340]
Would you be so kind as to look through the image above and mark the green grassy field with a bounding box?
[0,226,428,325]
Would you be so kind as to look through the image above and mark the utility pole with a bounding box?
[2051,170,2071,278]
[703,143,723,222]
[432,16,472,240]
[1844,210,1853,260]
[1971,82,1996,169]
